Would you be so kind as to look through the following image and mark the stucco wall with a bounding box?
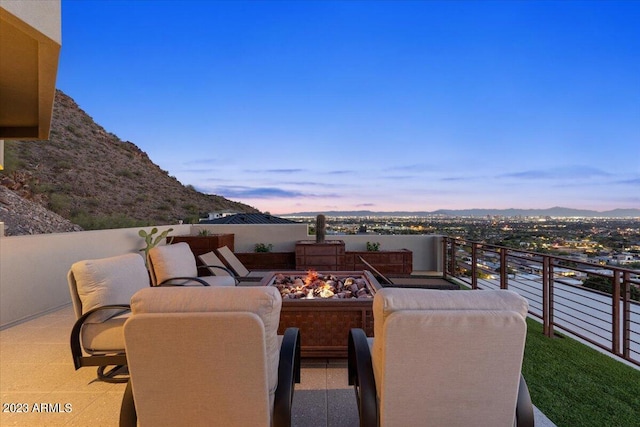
[0,0,61,43]
[0,225,185,328]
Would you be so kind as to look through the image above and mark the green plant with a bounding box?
[366,241,380,251]
[115,169,134,178]
[138,227,174,265]
[47,193,71,214]
[255,243,273,253]
[197,229,211,236]
[522,318,640,426]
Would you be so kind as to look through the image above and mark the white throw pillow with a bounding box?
[72,253,149,322]
[148,242,197,284]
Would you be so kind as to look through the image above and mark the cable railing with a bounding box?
[442,237,640,367]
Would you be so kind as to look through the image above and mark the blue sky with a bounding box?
[57,0,639,214]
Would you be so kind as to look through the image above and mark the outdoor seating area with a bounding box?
[0,230,562,426]
[69,248,533,425]
[0,281,557,427]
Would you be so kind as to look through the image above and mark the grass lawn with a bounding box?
[522,318,640,427]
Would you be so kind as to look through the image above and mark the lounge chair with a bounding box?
[119,286,301,427]
[196,250,256,283]
[147,242,237,286]
[216,245,267,280]
[68,253,149,383]
[358,256,458,289]
[348,288,534,427]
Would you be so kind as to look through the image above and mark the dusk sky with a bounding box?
[57,0,639,214]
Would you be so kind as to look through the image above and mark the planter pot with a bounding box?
[169,234,235,255]
[235,252,296,270]
[345,249,413,275]
[295,240,346,270]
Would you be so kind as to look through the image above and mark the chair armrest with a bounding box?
[516,374,535,427]
[236,276,264,282]
[273,327,301,427]
[70,304,130,370]
[348,328,378,427]
[157,276,211,286]
[197,264,238,279]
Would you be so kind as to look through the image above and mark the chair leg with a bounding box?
[348,329,378,427]
[516,374,535,427]
[119,379,137,427]
[97,365,129,383]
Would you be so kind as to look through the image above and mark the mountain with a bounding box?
[0,90,258,235]
[282,207,640,218]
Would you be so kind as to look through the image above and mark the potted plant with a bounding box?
[254,243,274,253]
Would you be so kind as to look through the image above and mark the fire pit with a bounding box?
[271,270,374,300]
[260,271,380,358]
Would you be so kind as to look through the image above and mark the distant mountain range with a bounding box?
[282,207,640,218]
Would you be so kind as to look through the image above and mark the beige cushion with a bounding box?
[198,276,237,287]
[372,288,528,378]
[81,312,129,353]
[148,242,197,285]
[217,245,251,277]
[125,312,270,426]
[70,253,149,323]
[198,251,233,277]
[148,243,236,286]
[130,286,282,400]
[371,288,529,427]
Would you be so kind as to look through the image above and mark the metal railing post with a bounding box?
[442,237,449,279]
[542,256,550,337]
[547,257,555,338]
[500,247,508,289]
[449,238,456,278]
[612,270,621,356]
[471,242,478,290]
[622,271,631,360]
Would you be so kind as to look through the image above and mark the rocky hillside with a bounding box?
[0,186,82,235]
[0,90,258,235]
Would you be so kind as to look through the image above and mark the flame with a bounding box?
[304,270,319,286]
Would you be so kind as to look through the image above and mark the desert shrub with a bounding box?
[32,182,55,194]
[53,159,73,169]
[0,142,25,173]
[182,203,198,212]
[85,198,100,207]
[116,169,134,178]
[72,212,150,230]
[48,193,70,214]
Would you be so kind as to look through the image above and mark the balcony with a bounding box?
[2,223,637,425]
